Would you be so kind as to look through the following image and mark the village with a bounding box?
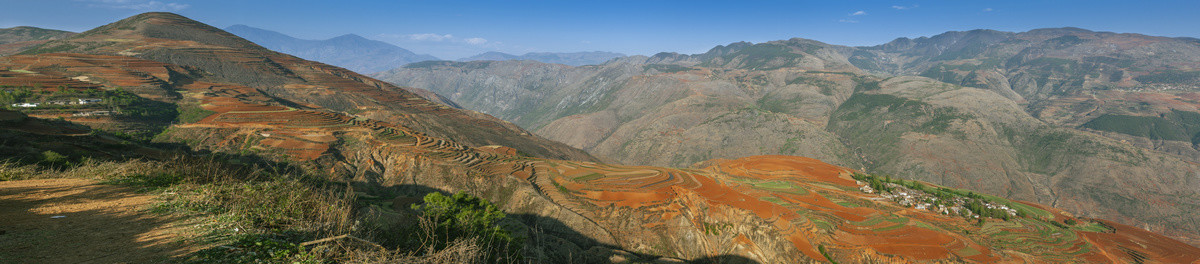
[10,97,104,108]
[855,173,1020,221]
[7,97,116,117]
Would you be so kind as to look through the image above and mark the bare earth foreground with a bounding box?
[0,179,190,263]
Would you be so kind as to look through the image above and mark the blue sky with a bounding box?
[2,0,1198,59]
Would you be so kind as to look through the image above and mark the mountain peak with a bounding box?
[329,34,368,41]
[22,12,264,55]
[1024,27,1096,36]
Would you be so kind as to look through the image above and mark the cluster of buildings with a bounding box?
[9,98,103,108]
[859,180,1018,219]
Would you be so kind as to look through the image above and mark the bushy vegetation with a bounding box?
[703,44,805,70]
[102,89,179,120]
[0,87,36,106]
[1082,110,1200,143]
[930,41,991,61]
[405,192,523,262]
[851,172,1029,222]
[17,43,79,55]
[2,88,177,121]
[1134,70,1200,84]
[177,104,217,123]
[835,93,972,135]
[643,64,695,73]
[786,75,838,95]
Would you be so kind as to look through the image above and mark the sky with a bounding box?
[1,0,1198,60]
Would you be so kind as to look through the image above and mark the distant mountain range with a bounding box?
[223,25,439,74]
[375,27,1200,247]
[459,51,625,66]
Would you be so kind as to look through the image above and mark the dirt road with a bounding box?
[0,178,191,263]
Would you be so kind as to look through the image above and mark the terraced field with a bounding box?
[504,155,1200,262]
[3,12,1198,262]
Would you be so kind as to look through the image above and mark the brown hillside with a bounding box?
[16,12,594,162]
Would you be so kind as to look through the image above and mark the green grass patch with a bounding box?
[850,216,888,226]
[911,220,937,231]
[757,196,791,206]
[176,104,216,124]
[834,201,860,208]
[103,172,184,192]
[872,224,906,232]
[643,64,695,73]
[819,245,839,264]
[811,218,836,231]
[733,178,809,194]
[956,245,982,256]
[572,172,606,182]
[1071,222,1113,233]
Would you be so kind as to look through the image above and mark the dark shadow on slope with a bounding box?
[372,184,761,263]
[689,255,762,264]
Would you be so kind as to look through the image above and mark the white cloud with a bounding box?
[891,5,918,10]
[464,37,488,45]
[839,19,859,23]
[851,10,867,16]
[80,0,189,11]
[983,7,994,12]
[406,33,454,42]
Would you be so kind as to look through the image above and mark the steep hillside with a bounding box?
[12,12,593,162]
[459,51,626,66]
[376,33,1200,246]
[377,45,867,169]
[224,24,439,74]
[852,27,1200,168]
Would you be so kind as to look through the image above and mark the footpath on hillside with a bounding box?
[0,178,191,263]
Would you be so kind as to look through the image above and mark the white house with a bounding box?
[11,103,38,108]
[77,98,103,104]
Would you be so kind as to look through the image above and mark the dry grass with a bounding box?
[1,156,522,263]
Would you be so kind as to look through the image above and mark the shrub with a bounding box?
[189,234,320,264]
[104,172,184,191]
[411,192,522,262]
[39,150,70,167]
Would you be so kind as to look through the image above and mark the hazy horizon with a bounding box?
[2,0,1198,59]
